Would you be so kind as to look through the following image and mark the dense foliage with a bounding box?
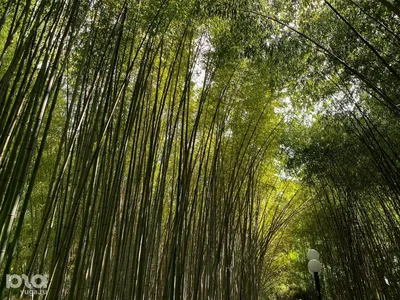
[0,0,399,299]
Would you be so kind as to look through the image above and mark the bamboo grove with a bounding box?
[0,0,400,299]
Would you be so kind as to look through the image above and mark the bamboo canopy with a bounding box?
[1,0,400,299]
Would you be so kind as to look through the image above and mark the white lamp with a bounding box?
[308,259,322,274]
[307,249,320,261]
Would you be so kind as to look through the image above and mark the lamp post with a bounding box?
[307,249,322,300]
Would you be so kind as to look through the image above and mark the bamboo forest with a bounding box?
[1,0,400,299]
